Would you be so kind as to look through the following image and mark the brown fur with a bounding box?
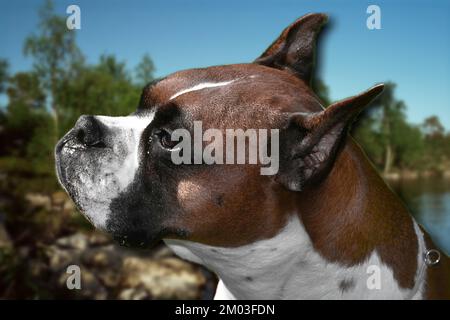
[138,59,450,296]
[138,14,449,297]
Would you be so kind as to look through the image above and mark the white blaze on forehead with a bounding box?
[77,113,154,229]
[169,80,236,100]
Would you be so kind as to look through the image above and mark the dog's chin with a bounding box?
[55,151,129,231]
[107,225,190,249]
[109,229,163,249]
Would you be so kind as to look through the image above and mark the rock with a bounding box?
[97,269,121,288]
[383,172,400,181]
[17,246,31,258]
[29,260,48,278]
[58,267,108,300]
[51,191,75,212]
[118,287,149,300]
[120,256,206,299]
[24,192,74,215]
[51,191,66,206]
[88,232,111,247]
[44,232,214,299]
[400,170,419,180]
[0,222,12,249]
[25,193,52,211]
[55,233,89,251]
[150,244,174,259]
[47,246,79,271]
[444,170,450,179]
[421,170,438,178]
[81,245,121,269]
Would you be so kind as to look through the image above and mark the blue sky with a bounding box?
[1,0,450,128]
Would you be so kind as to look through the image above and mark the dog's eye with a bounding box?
[154,129,177,150]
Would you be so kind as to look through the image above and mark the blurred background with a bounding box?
[0,0,449,299]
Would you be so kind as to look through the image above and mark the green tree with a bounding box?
[391,120,424,169]
[352,82,424,173]
[0,59,8,94]
[352,113,385,166]
[7,72,46,110]
[421,116,449,171]
[312,78,331,106]
[23,0,83,142]
[0,59,9,126]
[57,56,140,134]
[1,72,49,161]
[97,54,129,82]
[372,83,402,173]
[1,71,55,182]
[423,116,445,138]
[135,53,155,86]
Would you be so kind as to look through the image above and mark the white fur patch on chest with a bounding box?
[165,215,425,300]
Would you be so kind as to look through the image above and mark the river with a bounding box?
[389,177,450,255]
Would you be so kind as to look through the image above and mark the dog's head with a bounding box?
[55,14,383,248]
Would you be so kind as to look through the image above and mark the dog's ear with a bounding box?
[254,13,327,85]
[276,84,384,191]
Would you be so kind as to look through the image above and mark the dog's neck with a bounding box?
[165,140,426,299]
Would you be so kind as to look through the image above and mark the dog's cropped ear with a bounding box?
[276,84,384,191]
[254,13,327,84]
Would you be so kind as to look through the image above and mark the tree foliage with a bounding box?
[309,80,450,174]
[23,0,83,142]
[0,59,9,94]
[0,0,154,188]
[135,53,156,86]
[349,83,448,173]
[56,56,141,134]
[0,0,448,189]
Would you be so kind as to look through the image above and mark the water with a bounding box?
[389,178,450,255]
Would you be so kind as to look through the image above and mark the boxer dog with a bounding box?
[55,13,450,299]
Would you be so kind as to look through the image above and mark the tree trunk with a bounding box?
[52,104,59,145]
[382,102,393,175]
[383,143,393,174]
[51,74,59,145]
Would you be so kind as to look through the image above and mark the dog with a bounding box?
[55,13,450,299]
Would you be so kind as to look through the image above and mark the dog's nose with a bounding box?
[73,115,106,148]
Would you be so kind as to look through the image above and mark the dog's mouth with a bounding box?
[55,137,72,192]
[107,222,186,249]
[112,232,153,248]
[55,131,113,184]
[110,231,161,249]
[55,132,84,186]
[55,134,125,231]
